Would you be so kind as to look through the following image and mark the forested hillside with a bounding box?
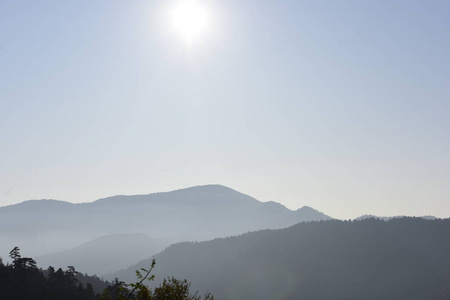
[0,247,212,300]
[0,247,107,299]
[115,218,450,300]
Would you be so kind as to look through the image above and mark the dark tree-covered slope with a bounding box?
[115,218,450,300]
[0,247,212,300]
[0,247,105,300]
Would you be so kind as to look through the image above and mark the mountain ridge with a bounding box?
[354,214,437,221]
[36,233,166,275]
[111,217,450,300]
[0,184,331,273]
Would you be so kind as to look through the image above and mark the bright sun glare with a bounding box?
[171,0,210,44]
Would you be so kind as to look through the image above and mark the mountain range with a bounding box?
[0,184,331,274]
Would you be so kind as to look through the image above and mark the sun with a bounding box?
[170,0,210,44]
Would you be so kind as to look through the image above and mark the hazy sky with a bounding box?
[1,0,449,219]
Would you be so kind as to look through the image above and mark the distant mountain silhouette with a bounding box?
[35,233,166,276]
[112,218,450,300]
[0,184,331,273]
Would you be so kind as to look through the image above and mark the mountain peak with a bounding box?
[294,206,333,221]
[92,184,259,206]
[168,184,255,197]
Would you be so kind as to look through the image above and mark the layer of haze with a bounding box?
[1,0,449,219]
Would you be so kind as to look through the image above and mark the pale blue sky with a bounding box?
[1,0,449,219]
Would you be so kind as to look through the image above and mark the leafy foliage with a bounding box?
[152,277,214,300]
[99,259,213,300]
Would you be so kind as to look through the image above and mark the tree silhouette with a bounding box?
[98,259,214,300]
[1,247,98,300]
